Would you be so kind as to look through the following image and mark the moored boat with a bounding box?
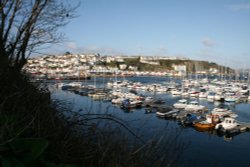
[193,114,220,131]
[194,121,216,131]
[173,99,188,109]
[215,117,238,131]
[211,107,235,118]
[121,98,142,109]
[184,101,206,112]
[207,91,216,101]
[156,106,177,117]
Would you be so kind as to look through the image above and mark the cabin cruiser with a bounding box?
[211,107,236,118]
[156,106,178,118]
[184,101,206,112]
[173,99,188,109]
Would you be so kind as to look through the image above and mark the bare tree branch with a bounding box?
[0,0,78,71]
[3,0,20,44]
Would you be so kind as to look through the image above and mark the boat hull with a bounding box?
[194,122,215,131]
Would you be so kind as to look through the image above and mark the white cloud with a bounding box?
[202,38,215,47]
[66,42,78,50]
[229,4,250,11]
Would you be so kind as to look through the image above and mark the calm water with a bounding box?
[51,76,250,167]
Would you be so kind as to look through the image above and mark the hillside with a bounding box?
[112,58,234,73]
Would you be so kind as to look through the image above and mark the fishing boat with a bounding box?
[215,117,239,131]
[180,113,198,126]
[193,114,220,131]
[194,121,216,131]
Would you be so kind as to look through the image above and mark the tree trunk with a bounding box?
[0,53,9,71]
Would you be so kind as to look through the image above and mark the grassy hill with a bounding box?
[106,57,234,73]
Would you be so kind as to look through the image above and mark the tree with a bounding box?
[0,0,77,71]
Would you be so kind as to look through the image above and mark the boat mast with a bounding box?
[248,70,250,96]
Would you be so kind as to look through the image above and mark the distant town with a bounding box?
[24,52,234,80]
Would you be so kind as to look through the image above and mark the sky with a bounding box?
[46,0,250,69]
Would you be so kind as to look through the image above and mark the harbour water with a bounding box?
[51,76,250,167]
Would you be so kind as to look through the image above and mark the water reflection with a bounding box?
[50,76,250,167]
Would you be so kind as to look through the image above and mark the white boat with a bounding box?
[211,107,234,118]
[171,89,182,95]
[112,97,125,104]
[121,98,142,109]
[56,82,67,89]
[199,92,207,98]
[214,93,224,101]
[184,101,206,112]
[156,106,178,117]
[188,89,199,97]
[224,92,239,102]
[59,82,81,90]
[91,92,107,100]
[181,92,189,97]
[173,99,188,109]
[224,96,239,102]
[156,87,167,92]
[207,91,216,101]
[145,97,154,103]
[215,117,238,130]
[68,82,82,88]
[107,80,127,88]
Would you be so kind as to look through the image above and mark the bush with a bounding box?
[0,68,187,167]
